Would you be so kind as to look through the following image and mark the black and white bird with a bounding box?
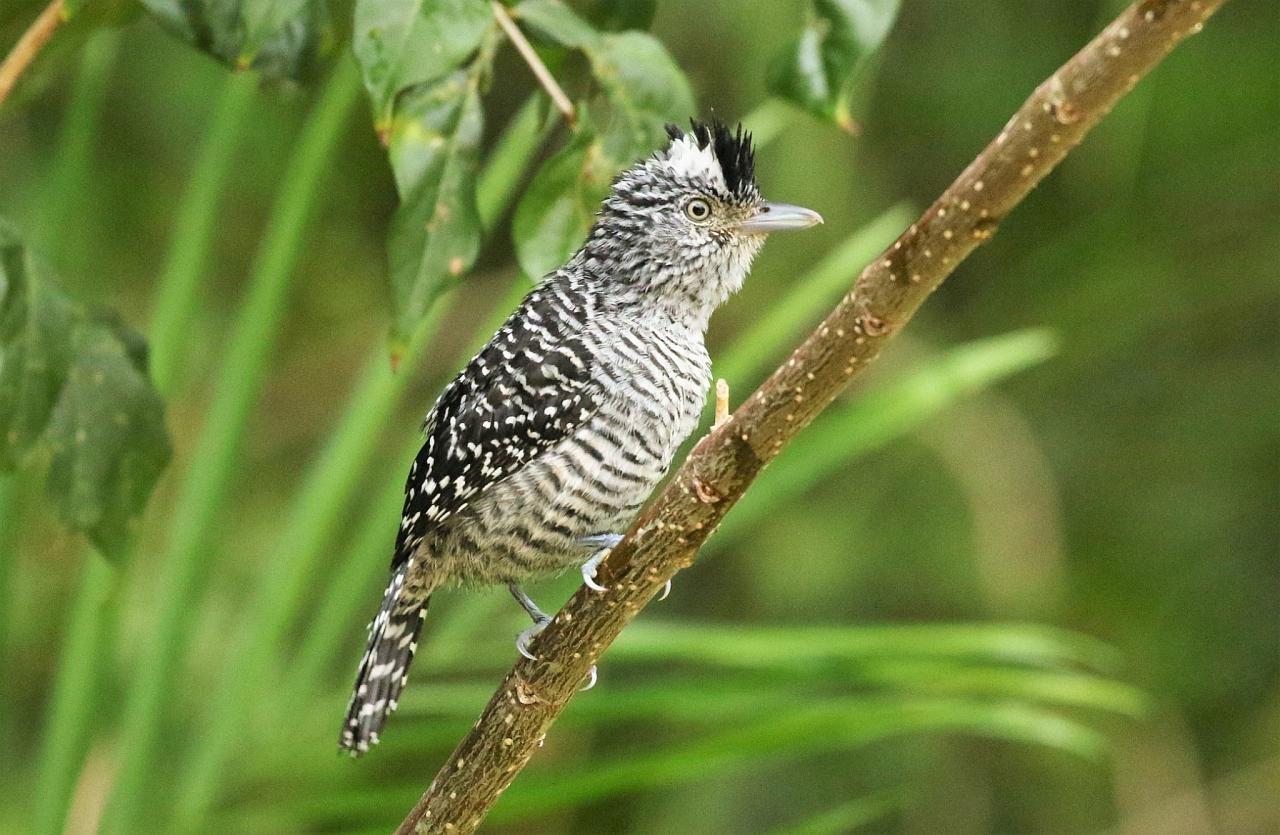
[340,119,821,755]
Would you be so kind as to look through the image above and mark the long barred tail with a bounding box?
[340,564,427,756]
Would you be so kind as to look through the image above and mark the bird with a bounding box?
[340,118,822,755]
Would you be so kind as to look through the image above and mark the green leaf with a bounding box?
[580,0,657,31]
[768,0,902,131]
[353,0,492,132]
[588,31,694,158]
[385,72,485,344]
[138,0,331,80]
[510,27,694,277]
[0,221,170,560]
[511,126,614,279]
[513,0,600,48]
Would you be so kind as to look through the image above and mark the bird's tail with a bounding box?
[340,564,427,756]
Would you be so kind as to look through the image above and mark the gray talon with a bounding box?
[516,617,550,660]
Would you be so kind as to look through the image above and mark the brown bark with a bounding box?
[396,2,1230,832]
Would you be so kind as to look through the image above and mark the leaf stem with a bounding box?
[0,0,65,108]
[491,1,575,126]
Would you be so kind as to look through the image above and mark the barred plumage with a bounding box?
[341,119,821,755]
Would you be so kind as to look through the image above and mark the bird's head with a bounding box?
[581,118,822,324]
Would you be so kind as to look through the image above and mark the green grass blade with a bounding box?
[715,202,915,385]
[716,328,1058,546]
[283,442,418,702]
[35,30,122,265]
[763,789,902,835]
[168,338,433,828]
[26,36,123,835]
[100,58,363,835]
[484,698,1109,823]
[31,555,116,835]
[148,74,258,395]
[476,94,556,232]
[607,620,1123,674]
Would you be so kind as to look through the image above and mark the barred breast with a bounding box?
[433,315,710,586]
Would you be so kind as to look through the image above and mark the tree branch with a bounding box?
[0,0,65,108]
[395,2,1229,832]
[491,0,576,127]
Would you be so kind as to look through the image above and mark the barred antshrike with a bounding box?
[341,119,821,754]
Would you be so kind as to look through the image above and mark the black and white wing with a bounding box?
[392,287,601,570]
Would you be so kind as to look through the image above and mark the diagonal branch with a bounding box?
[491,0,576,126]
[395,2,1229,832]
[0,0,65,108]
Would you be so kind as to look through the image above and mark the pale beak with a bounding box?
[737,202,824,235]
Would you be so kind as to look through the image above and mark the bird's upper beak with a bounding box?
[737,202,824,235]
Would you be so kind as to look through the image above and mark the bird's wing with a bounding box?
[392,296,600,570]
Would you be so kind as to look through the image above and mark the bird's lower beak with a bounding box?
[737,202,824,235]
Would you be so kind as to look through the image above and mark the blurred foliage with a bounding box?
[0,0,1276,834]
[0,222,169,560]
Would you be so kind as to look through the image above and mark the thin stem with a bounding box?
[491,1,575,126]
[27,36,124,835]
[148,73,258,395]
[395,2,1230,831]
[0,0,65,107]
[36,29,121,265]
[169,324,437,829]
[99,58,362,835]
[0,476,18,748]
[31,555,116,835]
[476,94,556,232]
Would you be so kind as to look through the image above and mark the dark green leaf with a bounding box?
[510,27,694,277]
[511,125,614,279]
[0,221,170,560]
[587,31,694,159]
[768,0,901,131]
[513,0,600,48]
[138,0,331,80]
[386,72,485,343]
[580,0,657,32]
[353,0,493,132]
[0,228,76,468]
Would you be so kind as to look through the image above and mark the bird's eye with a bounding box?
[684,198,712,222]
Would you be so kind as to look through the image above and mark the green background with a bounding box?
[0,0,1276,832]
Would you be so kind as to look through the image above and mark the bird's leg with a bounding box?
[578,533,672,600]
[510,584,551,660]
[510,582,599,689]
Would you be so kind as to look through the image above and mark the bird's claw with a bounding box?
[657,579,672,601]
[582,554,608,592]
[580,537,621,592]
[516,616,550,660]
[579,665,598,691]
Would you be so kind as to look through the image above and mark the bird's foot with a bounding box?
[579,534,623,592]
[510,584,553,660]
[516,616,551,661]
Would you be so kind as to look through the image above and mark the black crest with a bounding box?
[664,118,757,197]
